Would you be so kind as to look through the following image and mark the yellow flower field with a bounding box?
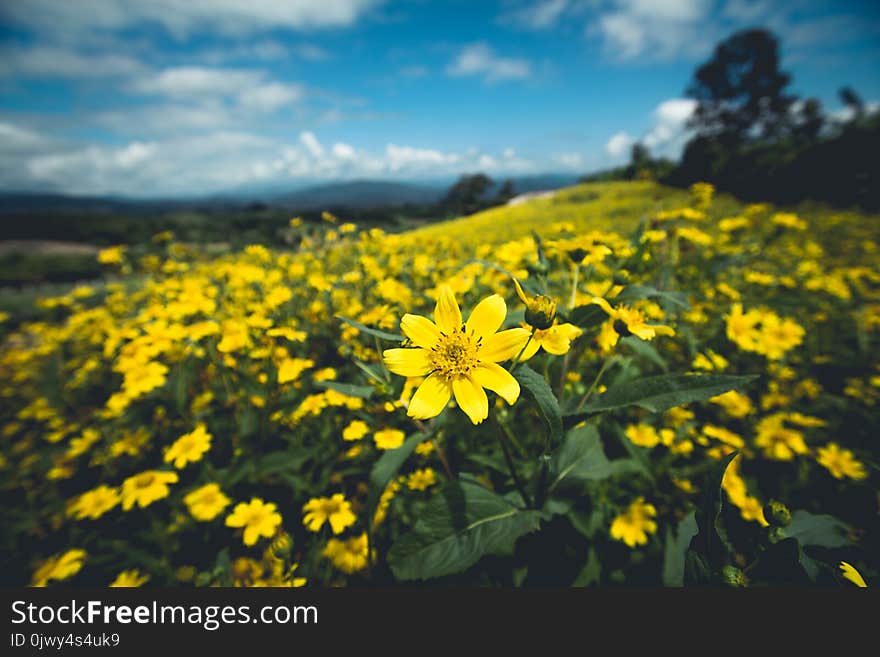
[1,180,877,587]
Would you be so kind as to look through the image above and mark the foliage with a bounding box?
[0,180,876,588]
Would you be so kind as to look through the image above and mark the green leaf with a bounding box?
[237,407,259,438]
[387,481,542,580]
[335,315,403,342]
[314,380,374,399]
[532,230,549,273]
[572,548,601,587]
[567,508,605,539]
[565,373,758,422]
[685,451,739,585]
[548,424,612,492]
[567,304,607,328]
[353,359,386,383]
[620,336,668,371]
[782,511,851,548]
[614,284,690,310]
[663,512,698,587]
[513,365,563,445]
[366,432,432,528]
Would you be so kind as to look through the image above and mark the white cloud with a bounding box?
[0,45,145,78]
[0,0,383,39]
[604,98,696,166]
[132,67,263,98]
[2,122,540,196]
[386,144,458,171]
[332,142,356,159]
[447,43,531,83]
[591,0,713,60]
[505,0,569,30]
[722,0,772,22]
[300,131,325,158]
[129,67,305,116]
[239,82,304,112]
[553,152,583,168]
[643,98,696,150]
[605,131,635,159]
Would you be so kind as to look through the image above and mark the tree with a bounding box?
[494,179,516,204]
[441,173,494,215]
[686,29,795,142]
[630,143,650,171]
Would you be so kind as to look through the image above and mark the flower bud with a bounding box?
[721,565,748,587]
[513,278,557,330]
[269,532,293,559]
[763,500,791,528]
[567,248,588,264]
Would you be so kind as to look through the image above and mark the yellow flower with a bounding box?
[702,424,745,449]
[591,297,674,344]
[519,321,583,359]
[725,303,761,351]
[109,569,150,587]
[302,494,356,534]
[164,424,212,469]
[625,424,661,448]
[225,498,283,546]
[754,415,808,461]
[817,443,867,480]
[32,549,86,587]
[710,390,753,418]
[839,561,868,587]
[374,428,405,450]
[121,470,178,510]
[184,483,231,521]
[343,420,369,441]
[610,498,657,548]
[373,480,401,526]
[68,485,120,520]
[277,357,315,384]
[383,286,528,425]
[407,468,438,491]
[97,246,126,264]
[323,532,371,574]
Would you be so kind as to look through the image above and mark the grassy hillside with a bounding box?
[1,181,877,588]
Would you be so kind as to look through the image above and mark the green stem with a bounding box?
[374,335,390,382]
[569,263,580,311]
[575,357,617,412]
[508,327,537,373]
[557,264,581,396]
[491,414,532,508]
[497,418,527,458]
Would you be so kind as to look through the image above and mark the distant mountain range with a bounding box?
[0,174,581,215]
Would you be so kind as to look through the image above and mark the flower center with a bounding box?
[134,473,156,489]
[430,325,480,380]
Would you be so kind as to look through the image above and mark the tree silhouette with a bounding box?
[441,173,494,215]
[686,28,795,142]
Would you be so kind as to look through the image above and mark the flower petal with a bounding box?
[536,327,573,355]
[479,327,531,363]
[383,348,433,377]
[434,285,462,334]
[591,296,616,318]
[400,313,440,349]
[407,373,452,420]
[452,375,489,425]
[473,362,520,405]
[466,294,506,341]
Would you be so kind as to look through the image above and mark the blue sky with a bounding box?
[0,0,878,197]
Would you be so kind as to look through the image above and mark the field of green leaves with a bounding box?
[1,180,877,587]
